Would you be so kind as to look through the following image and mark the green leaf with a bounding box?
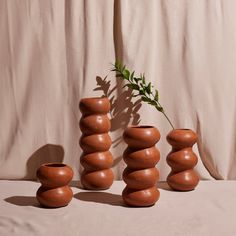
[123,69,130,80]
[141,96,151,102]
[154,89,159,101]
[156,106,164,112]
[141,74,146,84]
[130,71,135,82]
[127,84,139,90]
[115,61,120,69]
[148,101,157,106]
[139,89,145,95]
[146,82,151,94]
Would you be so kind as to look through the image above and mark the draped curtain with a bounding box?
[1,0,236,180]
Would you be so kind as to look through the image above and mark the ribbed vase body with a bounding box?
[36,163,73,207]
[79,97,114,190]
[166,129,199,191]
[122,126,160,207]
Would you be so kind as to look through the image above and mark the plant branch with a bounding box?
[111,61,175,129]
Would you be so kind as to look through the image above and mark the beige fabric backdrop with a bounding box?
[0,0,235,180]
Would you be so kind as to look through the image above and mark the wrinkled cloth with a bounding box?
[0,180,236,236]
[0,1,236,180]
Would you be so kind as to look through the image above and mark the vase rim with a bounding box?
[175,128,191,130]
[42,163,67,168]
[81,96,108,100]
[129,125,155,129]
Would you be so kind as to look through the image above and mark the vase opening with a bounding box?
[176,128,190,131]
[133,125,154,129]
[84,96,107,99]
[44,163,66,168]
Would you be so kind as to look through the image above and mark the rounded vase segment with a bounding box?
[80,134,112,154]
[166,129,197,149]
[123,147,160,169]
[167,148,198,172]
[123,126,160,149]
[167,170,199,191]
[81,169,114,190]
[79,114,111,135]
[80,151,113,171]
[79,97,110,116]
[122,186,160,207]
[36,185,73,208]
[123,167,159,190]
[36,163,73,189]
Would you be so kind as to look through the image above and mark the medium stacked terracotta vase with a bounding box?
[36,163,73,208]
[79,97,114,190]
[166,129,199,191]
[122,126,160,207]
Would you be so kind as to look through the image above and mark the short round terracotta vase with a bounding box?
[122,126,160,207]
[36,163,74,208]
[166,129,199,191]
[79,97,114,190]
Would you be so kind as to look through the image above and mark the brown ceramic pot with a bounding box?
[36,163,73,207]
[79,97,114,190]
[166,129,199,191]
[122,126,160,207]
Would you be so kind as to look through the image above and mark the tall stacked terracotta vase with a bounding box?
[122,126,160,207]
[79,97,114,190]
[166,129,199,191]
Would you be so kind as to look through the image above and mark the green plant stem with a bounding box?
[156,102,175,130]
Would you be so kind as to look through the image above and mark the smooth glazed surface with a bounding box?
[123,126,160,149]
[36,163,73,188]
[79,97,114,190]
[36,163,73,207]
[166,129,199,191]
[79,97,110,116]
[122,126,160,206]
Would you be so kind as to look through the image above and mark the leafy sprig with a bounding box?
[111,61,174,129]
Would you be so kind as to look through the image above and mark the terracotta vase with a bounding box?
[79,97,114,190]
[122,126,160,207]
[166,129,199,191]
[36,163,74,208]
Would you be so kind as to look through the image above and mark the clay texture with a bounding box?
[122,126,160,207]
[79,97,114,190]
[166,129,199,191]
[36,163,73,207]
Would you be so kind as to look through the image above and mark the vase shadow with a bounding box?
[4,196,40,207]
[157,181,172,191]
[69,180,83,189]
[24,144,64,180]
[74,192,125,207]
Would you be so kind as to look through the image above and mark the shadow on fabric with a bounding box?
[74,192,124,207]
[24,144,64,180]
[4,196,39,207]
[94,76,142,148]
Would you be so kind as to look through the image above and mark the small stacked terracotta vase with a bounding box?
[36,163,74,208]
[166,129,199,191]
[122,126,160,207]
[79,97,114,190]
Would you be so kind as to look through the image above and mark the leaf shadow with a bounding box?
[94,76,142,150]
